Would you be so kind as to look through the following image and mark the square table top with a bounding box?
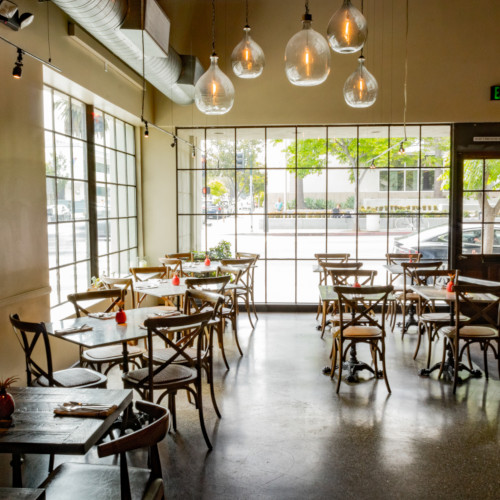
[411,285,496,303]
[0,387,132,455]
[46,306,168,348]
[319,285,395,302]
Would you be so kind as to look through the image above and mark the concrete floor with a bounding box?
[1,312,500,498]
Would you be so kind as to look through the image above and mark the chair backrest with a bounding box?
[142,312,213,397]
[67,288,126,317]
[400,262,443,291]
[158,258,183,278]
[183,289,224,317]
[97,400,169,499]
[454,284,500,330]
[315,253,350,264]
[334,285,394,333]
[185,275,230,293]
[166,252,194,262]
[100,276,135,308]
[217,265,243,285]
[10,313,55,387]
[412,268,458,287]
[386,252,422,264]
[130,266,168,282]
[236,252,259,262]
[320,262,362,285]
[326,269,377,287]
[219,260,251,288]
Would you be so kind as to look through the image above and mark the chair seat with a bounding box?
[330,314,370,324]
[441,325,499,338]
[143,347,207,364]
[36,368,107,388]
[343,326,382,337]
[83,345,144,362]
[419,312,469,323]
[123,364,196,386]
[40,462,163,500]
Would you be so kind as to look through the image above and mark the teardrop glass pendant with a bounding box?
[327,0,368,54]
[285,14,331,86]
[195,55,235,115]
[232,26,265,78]
[343,55,378,108]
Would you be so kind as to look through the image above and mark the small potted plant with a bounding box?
[0,376,18,425]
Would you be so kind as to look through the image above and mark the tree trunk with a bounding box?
[296,176,305,209]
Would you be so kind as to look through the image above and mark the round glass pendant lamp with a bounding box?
[343,55,378,108]
[195,54,235,115]
[231,25,265,78]
[327,0,368,54]
[285,7,330,87]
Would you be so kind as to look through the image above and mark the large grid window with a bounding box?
[176,125,451,304]
[44,86,138,307]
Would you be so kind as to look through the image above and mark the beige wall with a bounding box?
[157,0,500,127]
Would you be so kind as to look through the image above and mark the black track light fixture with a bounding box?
[191,145,196,158]
[143,121,149,138]
[12,47,22,79]
[171,137,177,148]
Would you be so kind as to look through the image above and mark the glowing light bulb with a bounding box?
[327,0,367,54]
[343,55,378,108]
[231,26,265,78]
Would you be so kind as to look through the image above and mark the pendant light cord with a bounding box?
[360,0,364,57]
[403,0,409,142]
[141,0,146,122]
[305,0,310,16]
[245,0,249,26]
[211,0,216,56]
[46,0,52,63]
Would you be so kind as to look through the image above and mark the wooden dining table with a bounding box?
[0,387,132,487]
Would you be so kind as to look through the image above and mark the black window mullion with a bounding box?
[86,104,98,278]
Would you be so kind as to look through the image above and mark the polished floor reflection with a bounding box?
[1,312,499,498]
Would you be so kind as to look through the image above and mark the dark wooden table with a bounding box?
[0,387,132,487]
[0,487,45,499]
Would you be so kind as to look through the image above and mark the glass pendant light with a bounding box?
[231,0,265,78]
[284,0,330,87]
[194,0,235,115]
[343,55,378,108]
[327,0,367,54]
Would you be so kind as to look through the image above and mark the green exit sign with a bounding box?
[491,85,500,100]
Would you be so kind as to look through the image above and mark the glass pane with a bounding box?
[99,256,109,277]
[58,222,74,266]
[43,87,53,130]
[267,260,295,302]
[46,178,56,221]
[359,169,383,213]
[117,152,127,183]
[179,170,203,214]
[98,220,108,256]
[116,119,126,152]
[96,183,107,219]
[266,127,295,169]
[109,253,119,276]
[128,187,136,216]
[126,155,136,185]
[105,114,115,149]
[205,128,234,169]
[463,192,481,222]
[53,91,71,135]
[45,131,55,176]
[120,251,130,275]
[50,269,59,306]
[253,263,265,302]
[95,146,106,182]
[118,185,128,217]
[119,218,128,250]
[462,224,483,255]
[107,149,117,183]
[109,220,119,253]
[47,223,57,268]
[297,260,318,303]
[358,216,389,259]
[108,184,118,218]
[59,264,75,301]
[129,218,137,248]
[178,215,205,253]
[359,126,389,168]
[55,134,71,177]
[75,221,89,261]
[93,109,105,145]
[73,181,88,220]
[328,126,359,168]
[57,181,73,222]
[327,169,355,216]
[72,139,87,180]
[125,123,135,154]
[207,169,235,215]
[71,99,86,140]
[421,125,451,168]
[76,261,90,292]
[206,215,235,256]
[421,170,449,213]
[235,215,265,256]
[390,125,419,168]
[298,233,325,259]
[418,216,450,260]
[485,160,500,190]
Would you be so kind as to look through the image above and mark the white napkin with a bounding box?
[88,312,116,320]
[135,283,159,289]
[54,324,93,335]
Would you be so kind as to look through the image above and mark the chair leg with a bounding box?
[217,322,230,371]
[452,341,460,394]
[244,295,255,328]
[207,362,221,418]
[426,324,434,369]
[483,341,489,380]
[48,454,54,473]
[330,338,338,379]
[437,339,447,380]
[196,381,212,451]
[336,340,343,394]
[232,315,243,357]
[168,393,177,431]
[251,289,258,320]
[379,341,391,393]
[413,321,425,360]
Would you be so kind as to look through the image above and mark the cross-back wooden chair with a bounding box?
[220,258,256,328]
[67,289,144,374]
[332,285,394,393]
[385,252,422,283]
[101,276,136,308]
[394,261,443,335]
[439,284,500,393]
[159,257,184,278]
[9,313,107,388]
[41,401,169,500]
[314,254,351,319]
[412,269,467,367]
[123,311,216,450]
[130,266,169,307]
[217,265,245,359]
[165,252,194,262]
[236,252,260,321]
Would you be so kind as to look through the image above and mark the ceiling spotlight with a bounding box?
[0,1,34,31]
[398,142,405,155]
[12,48,23,79]
[171,137,177,148]
[0,0,17,19]
[143,121,149,138]
[191,145,196,158]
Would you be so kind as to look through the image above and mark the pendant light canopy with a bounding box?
[327,0,368,54]
[284,1,330,87]
[231,0,265,79]
[194,0,235,115]
[343,55,378,108]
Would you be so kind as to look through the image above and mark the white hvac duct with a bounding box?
[51,0,197,105]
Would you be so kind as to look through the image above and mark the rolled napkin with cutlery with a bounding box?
[88,312,116,320]
[152,310,182,318]
[54,324,93,335]
[54,402,118,418]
